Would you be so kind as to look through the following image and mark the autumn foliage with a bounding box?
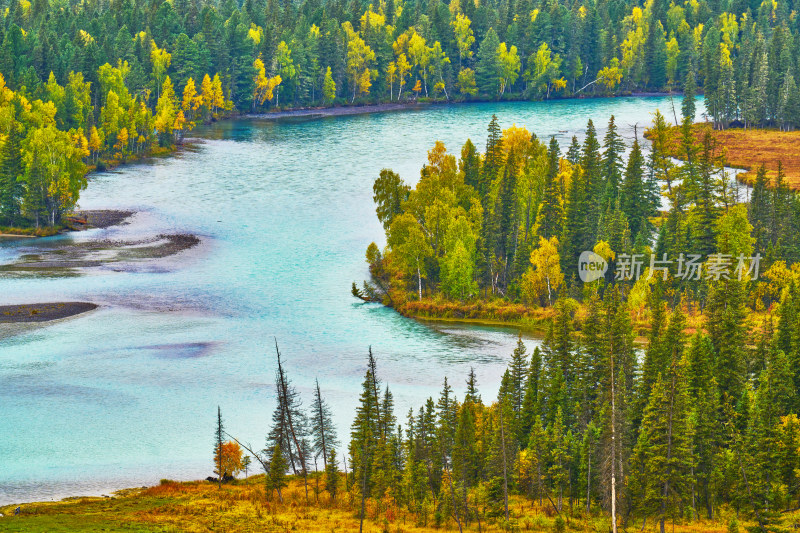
[214,441,245,481]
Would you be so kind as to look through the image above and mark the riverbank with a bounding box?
[0,210,133,239]
[0,209,201,323]
[0,302,98,323]
[654,123,800,189]
[0,476,545,531]
[0,231,201,275]
[0,475,742,533]
[247,101,432,120]
[247,92,683,121]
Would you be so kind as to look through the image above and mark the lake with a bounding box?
[0,96,702,504]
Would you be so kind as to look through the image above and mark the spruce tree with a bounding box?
[566,135,581,165]
[310,378,339,467]
[325,448,340,500]
[561,162,587,274]
[620,139,652,240]
[520,346,542,445]
[267,443,289,502]
[681,62,697,121]
[630,354,693,533]
[749,164,771,255]
[214,406,225,487]
[460,138,481,193]
[0,122,24,226]
[465,367,481,404]
[476,28,501,97]
[508,336,528,418]
[349,348,383,498]
[581,119,603,244]
[538,136,563,240]
[687,333,721,519]
[492,148,520,289]
[601,115,624,208]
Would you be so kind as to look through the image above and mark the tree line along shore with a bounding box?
[4,0,800,229]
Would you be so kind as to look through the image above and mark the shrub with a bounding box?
[554,515,566,533]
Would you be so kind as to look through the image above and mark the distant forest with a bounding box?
[1,0,800,227]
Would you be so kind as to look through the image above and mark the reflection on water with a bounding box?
[0,97,703,504]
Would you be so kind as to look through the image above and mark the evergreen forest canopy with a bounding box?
[240,313,800,533]
[365,104,800,313]
[2,0,800,227]
[353,97,800,529]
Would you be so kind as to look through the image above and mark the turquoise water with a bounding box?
[0,97,701,504]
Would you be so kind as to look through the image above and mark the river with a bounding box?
[0,96,703,504]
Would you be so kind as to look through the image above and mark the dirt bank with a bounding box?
[0,302,98,323]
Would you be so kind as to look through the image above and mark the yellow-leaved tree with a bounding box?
[153,76,177,143]
[252,58,282,109]
[521,236,563,306]
[22,124,88,227]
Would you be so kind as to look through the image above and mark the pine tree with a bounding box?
[706,280,748,406]
[581,119,603,244]
[688,131,721,257]
[476,28,501,97]
[749,164,771,255]
[437,377,458,464]
[267,344,310,477]
[349,347,383,499]
[310,378,339,467]
[214,406,225,487]
[492,148,520,289]
[460,138,481,192]
[267,443,289,501]
[466,367,481,404]
[687,333,721,519]
[547,406,572,512]
[620,139,652,240]
[601,115,624,208]
[483,115,504,195]
[566,135,581,165]
[561,162,587,274]
[638,306,686,426]
[630,354,693,533]
[538,136,563,240]
[508,337,528,420]
[325,448,340,500]
[541,302,576,426]
[0,121,25,226]
[681,63,696,122]
[520,346,542,445]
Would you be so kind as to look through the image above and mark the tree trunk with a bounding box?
[499,411,510,521]
[417,265,423,299]
[611,338,618,533]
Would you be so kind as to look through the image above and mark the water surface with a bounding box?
[0,97,702,504]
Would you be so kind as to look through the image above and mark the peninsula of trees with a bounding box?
[363,96,800,326]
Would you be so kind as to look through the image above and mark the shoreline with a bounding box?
[245,91,684,121]
[0,302,98,323]
[1,210,201,324]
[0,210,133,239]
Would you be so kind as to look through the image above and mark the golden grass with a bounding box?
[0,476,777,533]
[655,123,800,189]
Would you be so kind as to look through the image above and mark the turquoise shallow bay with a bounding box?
[0,97,701,504]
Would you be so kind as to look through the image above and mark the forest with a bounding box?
[3,0,800,227]
[209,295,800,533]
[363,90,799,318]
